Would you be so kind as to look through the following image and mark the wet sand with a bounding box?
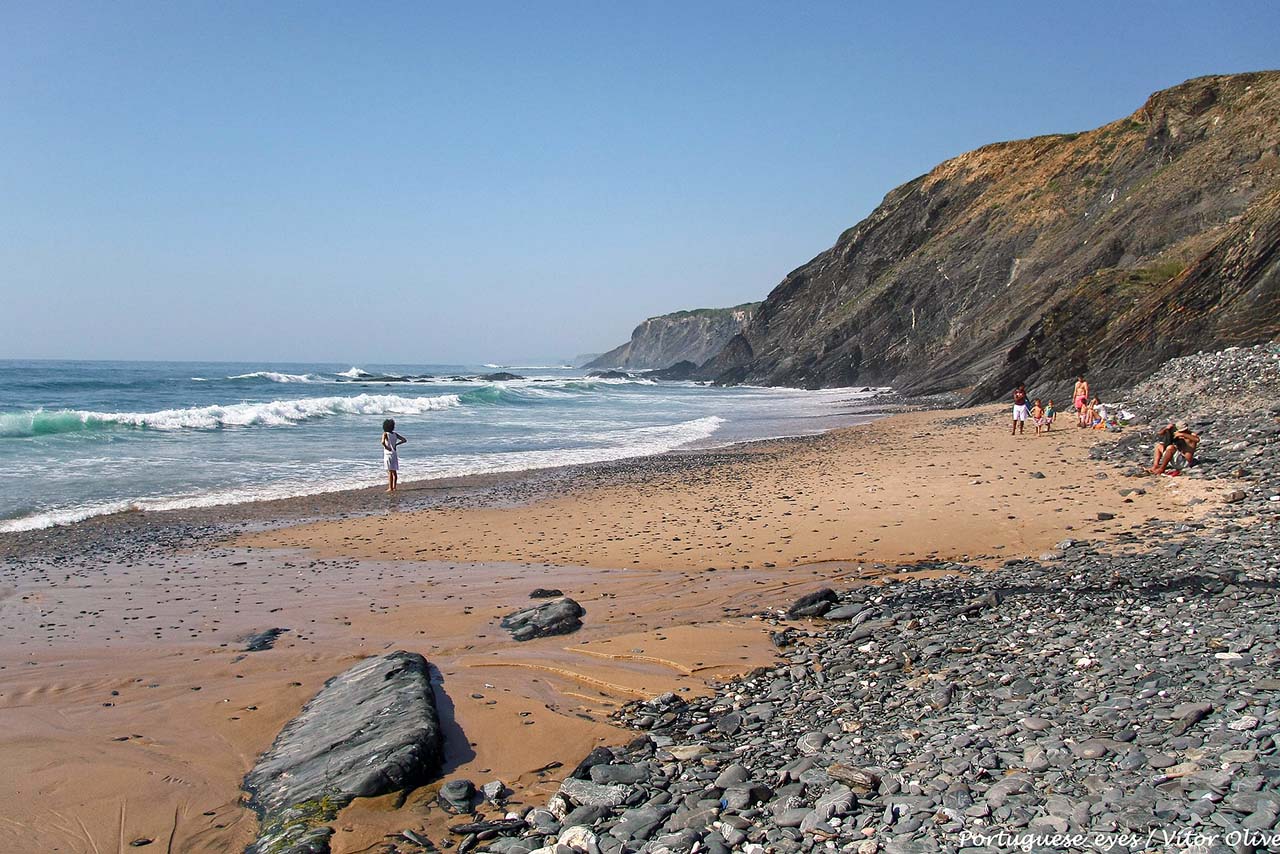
[0,405,1218,853]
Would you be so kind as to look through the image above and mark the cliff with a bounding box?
[701,71,1280,398]
[587,303,760,370]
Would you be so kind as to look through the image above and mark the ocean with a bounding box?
[0,360,885,532]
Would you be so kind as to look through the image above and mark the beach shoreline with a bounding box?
[0,360,893,538]
[0,393,904,559]
[0,402,1232,853]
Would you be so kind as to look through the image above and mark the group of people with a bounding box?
[1010,385,1056,435]
[1072,376,1107,429]
[1010,375,1116,436]
[1150,420,1199,475]
[1009,374,1201,475]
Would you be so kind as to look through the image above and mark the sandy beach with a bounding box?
[0,404,1222,853]
[240,406,1202,570]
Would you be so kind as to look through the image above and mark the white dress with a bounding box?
[383,431,402,471]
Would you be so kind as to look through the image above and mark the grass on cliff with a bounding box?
[661,302,760,320]
[1125,259,1188,286]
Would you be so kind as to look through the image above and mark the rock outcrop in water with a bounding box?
[587,304,759,371]
[643,360,700,381]
[699,71,1280,398]
[243,651,444,854]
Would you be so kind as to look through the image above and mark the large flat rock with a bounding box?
[243,650,444,854]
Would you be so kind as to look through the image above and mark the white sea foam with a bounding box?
[0,499,145,532]
[580,376,656,385]
[101,393,461,430]
[0,393,461,437]
[337,367,374,378]
[0,375,892,533]
[227,371,323,383]
[0,415,726,532]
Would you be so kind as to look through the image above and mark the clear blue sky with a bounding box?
[2,1,1277,364]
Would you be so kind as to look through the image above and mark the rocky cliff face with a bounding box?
[587,303,759,370]
[703,72,1280,398]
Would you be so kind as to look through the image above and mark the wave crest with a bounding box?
[0,393,460,438]
[0,414,726,531]
[227,371,323,383]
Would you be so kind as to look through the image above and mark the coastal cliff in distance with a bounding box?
[701,71,1280,398]
[587,303,759,370]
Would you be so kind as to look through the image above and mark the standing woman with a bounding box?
[382,418,407,493]
[1011,384,1029,436]
[1073,376,1090,428]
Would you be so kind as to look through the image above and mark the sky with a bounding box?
[2,2,1277,364]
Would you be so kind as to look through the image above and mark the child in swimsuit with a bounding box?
[1045,400,1056,431]
[381,418,407,493]
[1031,399,1046,436]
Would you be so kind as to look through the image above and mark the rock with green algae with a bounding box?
[247,797,339,854]
[243,651,444,854]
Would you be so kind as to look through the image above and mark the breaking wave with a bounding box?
[0,393,461,437]
[0,415,727,532]
[227,371,324,383]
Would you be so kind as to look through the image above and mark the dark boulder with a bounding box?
[823,603,869,621]
[500,597,585,641]
[243,651,444,854]
[787,588,839,618]
[571,746,616,779]
[588,370,632,380]
[438,779,477,814]
[529,588,563,599]
[240,627,289,652]
[479,372,524,381]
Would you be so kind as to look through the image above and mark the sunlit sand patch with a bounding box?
[565,646,696,675]
[466,661,653,699]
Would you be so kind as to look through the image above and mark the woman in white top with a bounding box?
[381,418,407,493]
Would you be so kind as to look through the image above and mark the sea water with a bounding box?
[0,360,885,532]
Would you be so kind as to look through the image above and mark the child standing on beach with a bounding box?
[1031,399,1046,436]
[1045,399,1056,431]
[381,418,407,493]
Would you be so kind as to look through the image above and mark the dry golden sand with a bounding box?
[0,406,1219,853]
[244,407,1197,570]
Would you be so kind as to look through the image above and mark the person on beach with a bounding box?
[1012,384,1029,435]
[1074,376,1090,427]
[381,418,407,492]
[1031,399,1046,436]
[1086,396,1104,429]
[1150,421,1199,474]
[1045,399,1056,431]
